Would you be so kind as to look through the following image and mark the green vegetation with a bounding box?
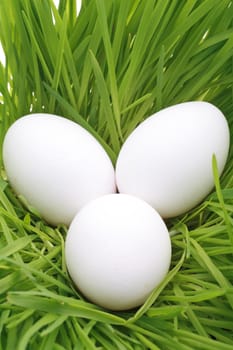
[1,0,233,349]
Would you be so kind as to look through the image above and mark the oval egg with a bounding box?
[116,101,230,218]
[3,113,116,226]
[65,193,171,311]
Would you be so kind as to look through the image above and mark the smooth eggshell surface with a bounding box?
[65,194,171,311]
[116,101,230,218]
[3,114,116,226]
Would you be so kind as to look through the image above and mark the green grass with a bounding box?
[1,0,233,349]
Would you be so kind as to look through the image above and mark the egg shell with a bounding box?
[65,193,171,311]
[3,114,116,226]
[116,101,230,218]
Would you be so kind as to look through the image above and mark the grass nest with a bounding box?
[1,1,233,349]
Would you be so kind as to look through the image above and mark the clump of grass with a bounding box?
[1,0,233,349]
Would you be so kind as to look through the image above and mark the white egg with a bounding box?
[3,114,116,226]
[116,101,230,218]
[65,193,171,311]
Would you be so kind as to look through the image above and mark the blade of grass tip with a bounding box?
[0,215,28,265]
[0,310,10,335]
[31,239,67,281]
[146,305,186,319]
[214,0,233,33]
[174,329,233,350]
[30,0,59,71]
[86,330,117,350]
[112,329,143,350]
[49,0,81,99]
[196,29,233,53]
[62,38,81,108]
[177,223,191,259]
[0,235,34,260]
[57,0,66,16]
[212,154,233,245]
[163,35,208,102]
[126,0,141,25]
[38,330,60,350]
[140,0,171,72]
[48,11,68,112]
[0,245,62,295]
[127,250,186,323]
[0,183,18,215]
[56,318,75,349]
[68,0,95,50]
[21,11,53,84]
[0,179,9,193]
[5,256,73,295]
[135,333,161,350]
[0,271,25,296]
[119,0,156,104]
[31,50,43,112]
[111,0,131,65]
[187,32,233,99]
[40,315,68,337]
[122,95,154,139]
[127,323,192,350]
[153,0,190,47]
[121,93,154,138]
[88,49,121,153]
[121,93,152,115]
[88,82,105,132]
[95,322,136,350]
[163,0,220,51]
[53,228,67,274]
[196,316,233,331]
[76,25,102,112]
[156,45,165,111]
[7,291,126,325]
[165,288,227,303]
[95,0,123,143]
[81,319,96,336]
[121,93,153,137]
[18,313,59,350]
[190,238,233,308]
[65,0,78,30]
[6,309,35,329]
[48,5,79,110]
[173,284,208,337]
[71,320,98,350]
[0,207,55,246]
